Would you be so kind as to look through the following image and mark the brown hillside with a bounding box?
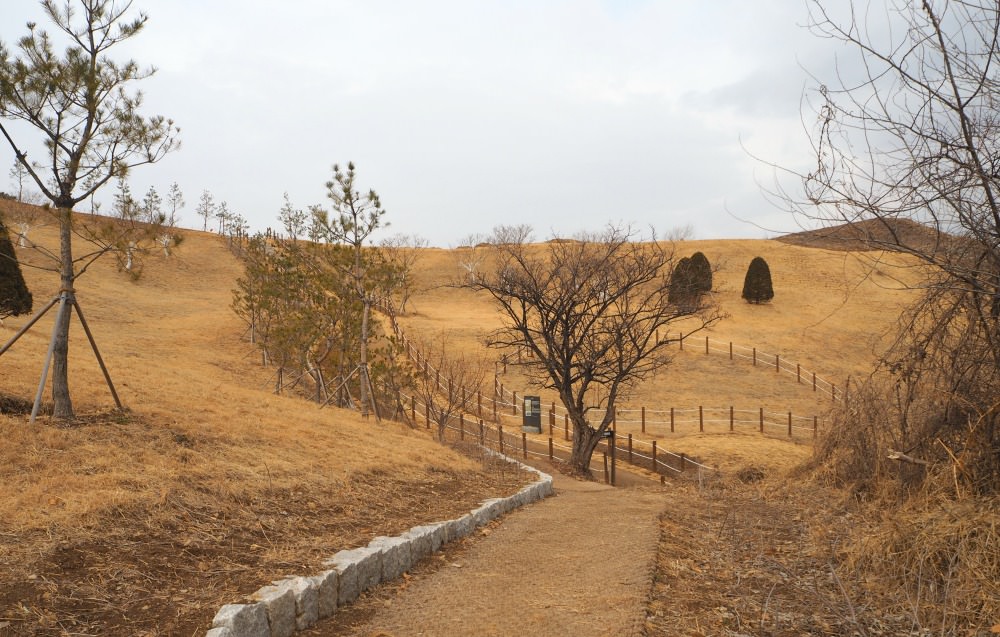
[776,217,949,253]
[0,204,529,636]
[0,201,924,635]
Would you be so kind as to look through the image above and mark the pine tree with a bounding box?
[0,218,32,320]
[689,251,712,293]
[742,256,774,304]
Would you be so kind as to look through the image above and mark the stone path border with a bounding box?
[205,456,553,637]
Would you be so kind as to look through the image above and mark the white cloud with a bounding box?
[0,0,834,244]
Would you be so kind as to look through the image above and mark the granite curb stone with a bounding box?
[207,458,552,636]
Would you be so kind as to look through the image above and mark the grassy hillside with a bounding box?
[0,204,529,635]
[0,202,922,634]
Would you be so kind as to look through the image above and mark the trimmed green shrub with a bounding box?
[742,256,774,304]
[668,256,696,305]
[689,251,712,293]
[0,218,32,319]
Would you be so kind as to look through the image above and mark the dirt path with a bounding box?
[305,472,668,637]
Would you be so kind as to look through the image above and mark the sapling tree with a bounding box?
[196,190,214,232]
[311,162,396,419]
[0,0,180,418]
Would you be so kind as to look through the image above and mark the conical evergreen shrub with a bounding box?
[689,251,712,293]
[668,256,696,305]
[0,219,32,319]
[741,256,773,304]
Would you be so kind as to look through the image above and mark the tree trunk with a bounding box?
[360,299,370,419]
[568,412,603,476]
[52,206,75,419]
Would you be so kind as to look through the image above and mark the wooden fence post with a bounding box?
[460,413,465,440]
[603,454,609,484]
[512,391,518,415]
[548,437,553,460]
[705,336,709,354]
[492,395,497,422]
[699,406,703,432]
[759,407,764,433]
[522,432,527,459]
[729,342,733,360]
[680,452,686,472]
[797,364,801,383]
[425,404,430,429]
[813,372,817,392]
[832,384,837,401]
[478,392,482,418]
[729,406,734,432]
[628,433,633,463]
[813,415,818,439]
[679,332,684,351]
[788,412,793,437]
[499,425,504,455]
[652,440,657,472]
[670,407,675,433]
[775,354,780,373]
[753,347,757,366]
[641,406,646,434]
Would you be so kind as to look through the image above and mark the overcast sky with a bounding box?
[1,0,834,246]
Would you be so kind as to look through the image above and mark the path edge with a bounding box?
[205,453,554,637]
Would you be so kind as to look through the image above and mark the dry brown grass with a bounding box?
[0,206,530,635]
[8,203,983,635]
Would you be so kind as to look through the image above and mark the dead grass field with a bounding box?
[1,203,933,636]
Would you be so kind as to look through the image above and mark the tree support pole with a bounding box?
[71,299,123,410]
[0,294,61,357]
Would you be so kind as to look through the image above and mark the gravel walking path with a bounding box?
[307,472,667,637]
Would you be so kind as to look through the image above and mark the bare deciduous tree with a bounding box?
[466,224,722,476]
[378,232,428,315]
[770,0,1000,495]
[410,334,490,441]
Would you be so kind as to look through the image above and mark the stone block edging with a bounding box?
[207,457,553,637]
